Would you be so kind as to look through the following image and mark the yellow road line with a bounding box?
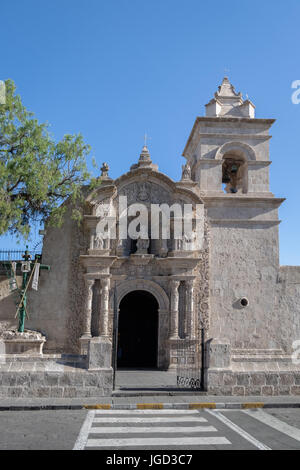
[242,402,264,409]
[137,403,164,409]
[189,403,216,409]
[83,404,111,410]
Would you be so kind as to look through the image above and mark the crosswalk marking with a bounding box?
[94,409,200,415]
[243,409,300,443]
[206,409,271,450]
[93,416,207,423]
[85,437,231,448]
[73,410,95,450]
[89,425,218,433]
[74,409,232,450]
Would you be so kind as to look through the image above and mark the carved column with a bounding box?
[99,277,110,336]
[82,278,94,337]
[169,279,180,339]
[186,279,195,339]
[159,238,168,256]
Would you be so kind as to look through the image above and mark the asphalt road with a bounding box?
[0,408,300,450]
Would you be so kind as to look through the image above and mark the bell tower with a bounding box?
[182,77,285,356]
[183,76,273,196]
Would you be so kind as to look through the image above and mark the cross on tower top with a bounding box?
[143,132,151,147]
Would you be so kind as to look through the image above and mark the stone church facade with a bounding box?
[1,77,300,396]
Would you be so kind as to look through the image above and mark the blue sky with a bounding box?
[0,0,300,264]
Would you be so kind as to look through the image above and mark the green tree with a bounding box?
[0,79,98,238]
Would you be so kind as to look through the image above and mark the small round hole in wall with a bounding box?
[240,297,249,308]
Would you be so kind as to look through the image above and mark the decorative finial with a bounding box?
[100,162,109,178]
[139,134,151,162]
[130,137,158,171]
[139,144,151,162]
[224,68,230,78]
[181,161,192,181]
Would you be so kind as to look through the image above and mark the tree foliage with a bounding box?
[0,79,98,238]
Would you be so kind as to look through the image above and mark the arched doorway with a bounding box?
[117,290,159,368]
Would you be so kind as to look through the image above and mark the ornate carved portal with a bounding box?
[75,172,210,388]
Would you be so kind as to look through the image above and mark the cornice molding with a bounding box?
[198,133,272,140]
[203,196,285,208]
[183,116,275,157]
[209,219,281,227]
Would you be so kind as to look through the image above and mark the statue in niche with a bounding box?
[116,238,124,256]
[136,237,149,254]
[96,204,111,218]
[94,232,109,250]
[181,161,191,181]
[175,238,184,251]
[183,231,196,251]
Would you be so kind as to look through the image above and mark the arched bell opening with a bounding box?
[222,151,248,194]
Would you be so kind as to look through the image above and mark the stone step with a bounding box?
[0,354,87,364]
[231,349,284,355]
[112,390,207,396]
[231,355,292,363]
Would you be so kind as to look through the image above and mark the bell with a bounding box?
[231,164,238,174]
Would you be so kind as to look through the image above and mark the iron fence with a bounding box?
[0,250,40,261]
[176,329,206,390]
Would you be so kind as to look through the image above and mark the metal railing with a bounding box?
[0,250,40,261]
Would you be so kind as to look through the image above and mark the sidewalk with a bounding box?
[1,394,300,410]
